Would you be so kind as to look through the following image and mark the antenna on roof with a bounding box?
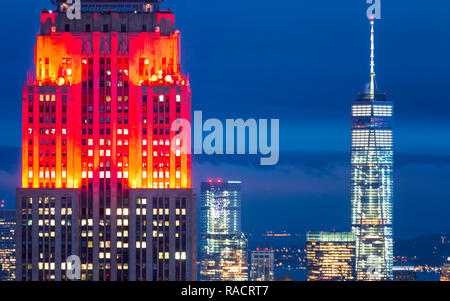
[369,16,377,99]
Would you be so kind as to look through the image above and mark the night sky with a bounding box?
[0,0,449,238]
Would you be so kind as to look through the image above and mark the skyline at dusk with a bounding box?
[0,0,450,242]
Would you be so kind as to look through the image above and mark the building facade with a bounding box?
[306,232,356,281]
[351,19,393,281]
[16,0,196,281]
[199,180,248,281]
[250,248,274,281]
[0,210,15,281]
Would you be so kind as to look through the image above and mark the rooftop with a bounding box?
[52,0,164,13]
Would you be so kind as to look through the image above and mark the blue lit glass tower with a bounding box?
[351,18,393,281]
[199,180,248,281]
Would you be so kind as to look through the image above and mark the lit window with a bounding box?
[176,95,181,102]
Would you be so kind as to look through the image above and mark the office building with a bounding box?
[0,210,15,281]
[199,180,248,281]
[306,232,356,281]
[16,0,196,281]
[351,18,394,281]
[250,248,274,281]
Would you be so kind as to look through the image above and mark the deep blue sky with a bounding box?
[0,0,450,238]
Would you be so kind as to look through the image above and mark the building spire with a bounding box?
[369,16,376,99]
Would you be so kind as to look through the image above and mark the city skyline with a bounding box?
[0,0,448,285]
[0,1,448,240]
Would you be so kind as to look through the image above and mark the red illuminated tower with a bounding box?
[16,0,196,281]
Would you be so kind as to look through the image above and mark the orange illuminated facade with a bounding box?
[22,14,191,190]
[17,0,196,282]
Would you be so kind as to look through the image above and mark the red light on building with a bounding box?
[17,1,196,282]
[22,12,191,190]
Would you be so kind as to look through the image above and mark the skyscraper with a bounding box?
[200,180,248,281]
[16,0,196,281]
[351,18,394,281]
[306,232,356,281]
[250,248,274,281]
[0,209,15,281]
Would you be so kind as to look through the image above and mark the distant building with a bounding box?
[0,210,15,281]
[274,275,292,281]
[441,257,450,281]
[393,266,417,281]
[306,232,356,281]
[200,180,248,281]
[250,248,274,281]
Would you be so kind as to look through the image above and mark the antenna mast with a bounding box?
[369,17,376,99]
